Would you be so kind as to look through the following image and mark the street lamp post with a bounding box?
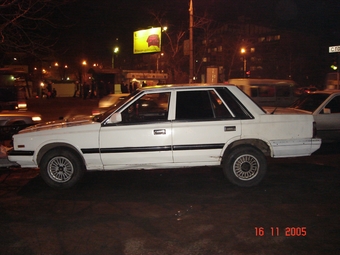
[156,52,164,73]
[241,48,247,78]
[189,0,194,83]
[112,46,119,68]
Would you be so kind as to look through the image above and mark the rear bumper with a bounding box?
[269,138,322,158]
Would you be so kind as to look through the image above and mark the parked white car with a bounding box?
[266,90,340,142]
[8,84,321,189]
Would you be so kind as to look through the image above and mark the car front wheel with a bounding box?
[40,149,85,189]
[223,146,266,187]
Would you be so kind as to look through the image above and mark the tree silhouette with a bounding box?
[0,0,74,59]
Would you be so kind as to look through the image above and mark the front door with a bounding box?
[99,91,173,169]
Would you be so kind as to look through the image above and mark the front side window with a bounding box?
[121,92,170,123]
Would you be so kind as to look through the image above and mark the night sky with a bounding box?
[55,0,340,65]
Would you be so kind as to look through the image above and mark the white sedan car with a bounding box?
[8,84,321,189]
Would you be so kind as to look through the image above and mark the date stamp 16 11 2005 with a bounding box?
[255,227,307,237]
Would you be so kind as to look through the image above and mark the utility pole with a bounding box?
[189,0,194,83]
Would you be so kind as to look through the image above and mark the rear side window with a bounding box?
[175,89,244,121]
[176,90,214,120]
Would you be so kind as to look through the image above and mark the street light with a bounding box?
[81,60,87,86]
[112,46,119,68]
[156,52,164,73]
[240,48,247,78]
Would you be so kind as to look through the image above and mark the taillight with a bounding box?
[313,121,317,138]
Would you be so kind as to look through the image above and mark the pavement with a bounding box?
[0,143,339,255]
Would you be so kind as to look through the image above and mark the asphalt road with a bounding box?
[0,97,339,255]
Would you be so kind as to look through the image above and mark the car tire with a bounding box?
[40,148,85,189]
[223,146,266,187]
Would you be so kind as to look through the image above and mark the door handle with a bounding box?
[154,129,166,135]
[224,126,236,132]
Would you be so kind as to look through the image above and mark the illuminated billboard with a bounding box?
[133,27,161,54]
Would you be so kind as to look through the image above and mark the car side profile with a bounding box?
[8,84,321,189]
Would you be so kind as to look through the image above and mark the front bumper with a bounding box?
[7,149,37,168]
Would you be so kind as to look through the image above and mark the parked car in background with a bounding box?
[290,90,340,142]
[266,90,340,142]
[0,110,42,140]
[8,84,320,189]
[92,93,129,115]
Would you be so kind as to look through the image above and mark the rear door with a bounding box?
[171,88,244,164]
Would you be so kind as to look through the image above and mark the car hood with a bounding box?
[18,115,95,134]
[263,107,312,115]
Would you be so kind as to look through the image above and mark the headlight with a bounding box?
[32,116,42,122]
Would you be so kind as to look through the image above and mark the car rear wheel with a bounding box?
[223,146,266,187]
[40,148,85,189]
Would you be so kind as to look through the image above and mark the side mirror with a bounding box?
[110,112,122,123]
[323,108,331,114]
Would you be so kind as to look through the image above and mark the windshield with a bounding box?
[289,93,329,112]
[94,90,140,122]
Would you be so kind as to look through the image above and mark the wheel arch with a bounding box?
[222,139,271,163]
[37,143,86,167]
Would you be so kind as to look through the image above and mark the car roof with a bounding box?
[139,83,234,92]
